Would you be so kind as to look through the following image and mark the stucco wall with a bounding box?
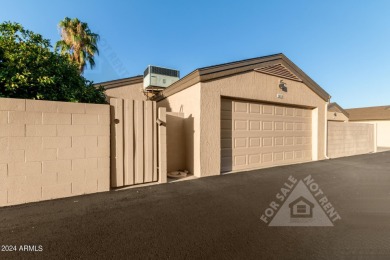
[105,83,146,101]
[166,112,186,173]
[0,98,110,207]
[200,71,327,176]
[157,84,201,176]
[353,120,390,147]
[327,111,348,122]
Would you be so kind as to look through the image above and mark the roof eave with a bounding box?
[95,75,143,89]
[279,54,331,102]
[154,70,200,101]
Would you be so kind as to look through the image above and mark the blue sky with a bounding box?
[1,0,389,108]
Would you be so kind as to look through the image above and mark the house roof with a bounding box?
[95,75,143,89]
[155,53,331,101]
[346,105,390,121]
[328,102,349,118]
[94,53,331,102]
[289,196,314,208]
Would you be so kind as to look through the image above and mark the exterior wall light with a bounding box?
[279,80,288,92]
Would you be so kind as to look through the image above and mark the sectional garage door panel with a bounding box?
[221,98,312,172]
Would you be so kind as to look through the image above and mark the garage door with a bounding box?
[221,98,312,172]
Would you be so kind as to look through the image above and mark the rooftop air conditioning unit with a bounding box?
[143,65,180,90]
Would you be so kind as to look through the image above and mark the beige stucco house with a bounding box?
[327,102,349,122]
[100,53,331,178]
[102,75,145,101]
[346,106,390,148]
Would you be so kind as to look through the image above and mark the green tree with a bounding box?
[0,21,106,103]
[55,17,100,73]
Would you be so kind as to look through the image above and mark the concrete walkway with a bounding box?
[1,151,390,259]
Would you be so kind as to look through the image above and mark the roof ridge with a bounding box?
[346,105,390,110]
[157,53,330,102]
[95,75,143,86]
[197,53,283,71]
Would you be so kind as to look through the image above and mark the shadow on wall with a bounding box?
[165,113,195,175]
[184,115,194,174]
[158,99,196,175]
[110,104,120,186]
[221,99,233,173]
[166,113,186,172]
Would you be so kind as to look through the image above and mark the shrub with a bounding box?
[0,22,106,104]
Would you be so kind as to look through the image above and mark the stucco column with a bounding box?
[199,86,221,177]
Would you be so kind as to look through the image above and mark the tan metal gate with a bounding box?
[221,98,312,172]
[110,98,167,187]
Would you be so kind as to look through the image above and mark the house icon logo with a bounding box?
[289,196,314,218]
[260,175,342,227]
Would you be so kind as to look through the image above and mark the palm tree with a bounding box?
[55,17,100,73]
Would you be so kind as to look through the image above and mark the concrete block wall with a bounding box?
[327,121,375,158]
[0,98,110,207]
[353,121,390,147]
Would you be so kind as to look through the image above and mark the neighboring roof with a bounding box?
[346,105,390,121]
[95,75,143,89]
[328,102,349,118]
[155,53,331,102]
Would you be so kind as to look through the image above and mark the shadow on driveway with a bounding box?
[1,151,390,259]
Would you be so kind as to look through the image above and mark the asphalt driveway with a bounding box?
[1,151,390,259]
